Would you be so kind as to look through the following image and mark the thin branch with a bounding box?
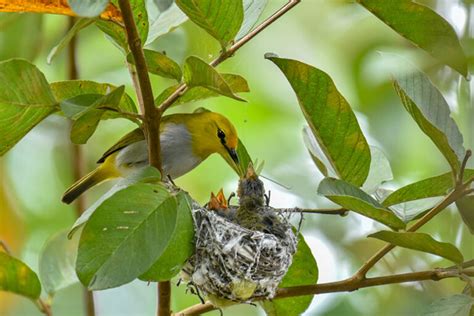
[457,149,472,185]
[67,16,96,316]
[36,298,52,316]
[118,0,162,173]
[158,0,302,113]
[175,268,474,315]
[354,186,466,279]
[284,207,348,216]
[158,281,172,316]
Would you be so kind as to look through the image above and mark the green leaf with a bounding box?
[39,230,80,296]
[155,73,249,106]
[47,18,94,64]
[394,70,465,174]
[357,0,468,77]
[267,55,371,187]
[369,231,464,264]
[362,146,393,194]
[382,170,474,207]
[146,2,188,45]
[126,0,149,44]
[76,182,180,290]
[70,86,125,144]
[51,80,137,115]
[176,0,244,47]
[68,166,162,239]
[456,195,474,234]
[0,252,41,300]
[262,233,318,316]
[235,138,253,177]
[95,20,128,53]
[127,49,182,81]
[0,59,57,156]
[139,191,195,281]
[67,0,110,18]
[318,178,406,230]
[423,294,474,316]
[375,189,441,223]
[183,56,245,101]
[236,0,268,40]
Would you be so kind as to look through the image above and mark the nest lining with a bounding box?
[182,206,298,303]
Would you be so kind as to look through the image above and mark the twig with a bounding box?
[67,16,96,316]
[175,268,474,315]
[118,0,162,173]
[158,0,302,114]
[158,281,172,316]
[36,299,52,316]
[98,106,143,124]
[284,207,348,216]
[457,149,472,186]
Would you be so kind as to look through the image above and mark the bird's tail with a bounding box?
[62,164,119,204]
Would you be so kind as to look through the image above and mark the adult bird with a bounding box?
[62,110,239,204]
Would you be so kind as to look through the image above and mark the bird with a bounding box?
[62,110,240,204]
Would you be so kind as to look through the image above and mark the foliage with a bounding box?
[0,0,472,315]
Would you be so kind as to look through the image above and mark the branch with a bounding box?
[176,268,474,315]
[117,0,168,315]
[284,207,348,216]
[158,0,302,113]
[67,16,95,316]
[118,0,162,173]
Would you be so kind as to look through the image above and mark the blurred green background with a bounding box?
[0,0,473,315]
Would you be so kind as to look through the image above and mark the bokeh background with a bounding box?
[0,0,473,315]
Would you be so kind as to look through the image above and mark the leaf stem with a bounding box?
[158,0,302,113]
[285,207,348,216]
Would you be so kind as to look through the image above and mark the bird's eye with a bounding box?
[217,129,226,140]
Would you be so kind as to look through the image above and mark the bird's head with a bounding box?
[188,111,239,170]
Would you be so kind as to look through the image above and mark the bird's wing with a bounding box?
[97,127,145,163]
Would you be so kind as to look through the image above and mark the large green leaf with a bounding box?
[139,191,194,281]
[47,18,94,64]
[423,294,474,316]
[267,55,370,187]
[0,13,43,61]
[76,183,181,290]
[68,0,110,18]
[362,146,393,194]
[127,49,182,81]
[394,69,465,174]
[236,0,268,40]
[369,231,463,264]
[183,56,245,101]
[357,0,467,77]
[0,252,41,300]
[155,73,249,106]
[39,230,80,296]
[51,80,137,115]
[382,170,474,207]
[70,86,125,144]
[262,233,318,316]
[95,20,128,53]
[68,167,162,238]
[456,196,474,234]
[318,178,406,230]
[146,1,188,45]
[176,0,243,47]
[0,59,57,156]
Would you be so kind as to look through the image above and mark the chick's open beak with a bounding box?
[227,147,239,164]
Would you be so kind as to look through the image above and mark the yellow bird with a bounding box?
[62,110,239,204]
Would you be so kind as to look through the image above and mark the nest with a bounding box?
[181,166,298,303]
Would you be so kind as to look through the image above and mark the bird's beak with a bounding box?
[226,147,239,164]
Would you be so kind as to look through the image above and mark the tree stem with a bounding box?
[67,16,95,316]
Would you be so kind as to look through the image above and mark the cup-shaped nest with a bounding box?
[182,205,297,303]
